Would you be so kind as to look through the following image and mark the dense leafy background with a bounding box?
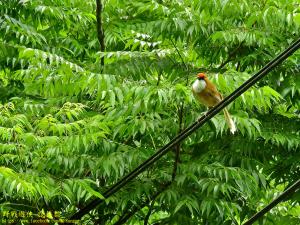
[0,0,300,224]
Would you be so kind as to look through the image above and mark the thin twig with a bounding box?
[170,39,188,70]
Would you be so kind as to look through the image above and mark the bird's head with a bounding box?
[192,73,207,93]
[197,73,207,80]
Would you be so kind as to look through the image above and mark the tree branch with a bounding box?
[172,102,184,181]
[96,0,105,70]
[169,38,189,181]
[218,43,243,70]
[236,61,241,71]
[143,199,155,225]
[113,183,171,225]
[218,57,233,70]
[115,39,188,225]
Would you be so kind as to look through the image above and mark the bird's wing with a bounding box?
[204,79,222,103]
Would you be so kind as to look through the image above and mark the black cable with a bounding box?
[243,179,300,225]
[70,38,300,220]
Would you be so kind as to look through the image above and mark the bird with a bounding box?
[192,72,237,134]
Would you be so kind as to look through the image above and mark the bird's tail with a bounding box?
[223,108,237,134]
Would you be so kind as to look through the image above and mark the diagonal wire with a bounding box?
[243,179,300,225]
[70,38,300,220]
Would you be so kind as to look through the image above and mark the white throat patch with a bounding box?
[192,79,206,93]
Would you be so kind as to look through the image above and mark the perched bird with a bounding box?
[192,73,237,134]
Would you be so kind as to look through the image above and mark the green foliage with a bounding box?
[0,0,299,224]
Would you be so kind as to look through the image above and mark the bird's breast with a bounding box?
[192,79,206,93]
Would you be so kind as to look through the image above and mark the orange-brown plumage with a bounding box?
[192,73,237,134]
[195,75,222,107]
